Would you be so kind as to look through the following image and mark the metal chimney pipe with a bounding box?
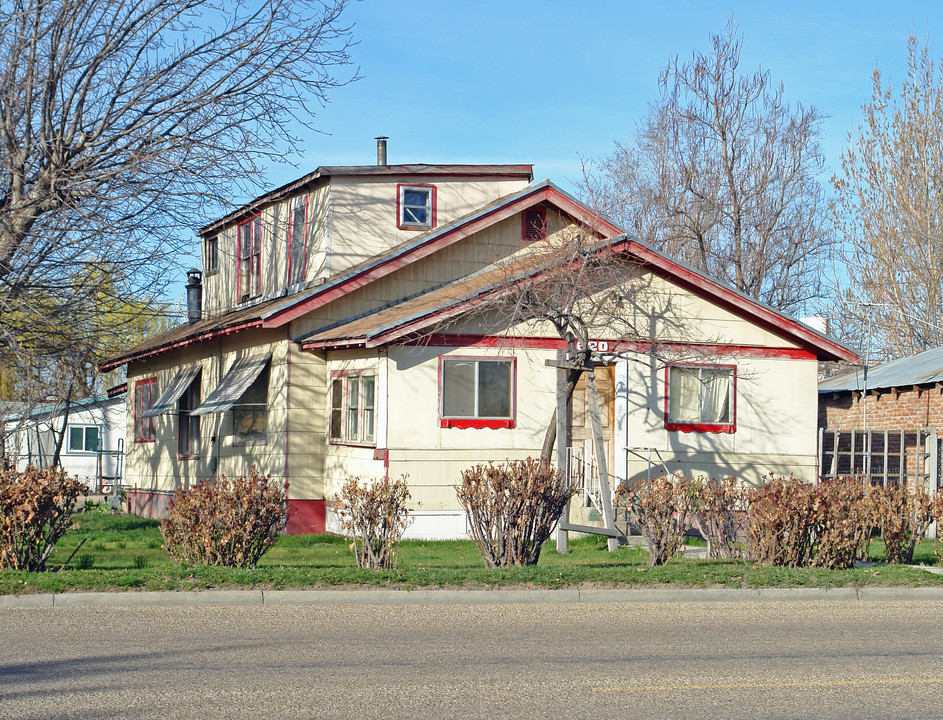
[375,136,388,166]
[186,268,203,325]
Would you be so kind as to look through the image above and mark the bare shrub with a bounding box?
[0,465,88,571]
[616,473,698,566]
[811,479,871,569]
[747,475,817,567]
[160,468,287,568]
[456,459,576,568]
[868,482,934,564]
[335,475,411,570]
[691,477,747,559]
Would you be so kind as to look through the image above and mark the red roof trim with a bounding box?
[261,185,621,330]
[98,319,264,372]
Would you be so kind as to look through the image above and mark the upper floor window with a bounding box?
[134,377,157,442]
[329,371,376,445]
[68,425,100,453]
[204,235,219,274]
[397,183,436,230]
[288,196,308,286]
[238,215,262,301]
[440,357,515,429]
[522,208,546,241]
[666,364,736,434]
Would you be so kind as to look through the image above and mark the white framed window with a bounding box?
[233,363,270,445]
[439,357,515,429]
[177,373,201,459]
[238,214,262,301]
[329,372,376,444]
[666,364,736,433]
[204,235,219,274]
[397,183,436,229]
[287,195,308,286]
[68,425,100,453]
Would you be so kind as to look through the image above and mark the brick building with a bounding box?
[818,348,943,487]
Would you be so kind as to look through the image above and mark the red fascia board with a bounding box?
[624,241,858,363]
[97,319,264,372]
[262,186,585,329]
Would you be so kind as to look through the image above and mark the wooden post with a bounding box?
[555,350,569,554]
[586,363,619,552]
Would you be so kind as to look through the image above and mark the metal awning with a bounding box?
[191,354,271,416]
[140,367,201,418]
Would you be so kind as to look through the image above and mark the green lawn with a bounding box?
[2,505,942,595]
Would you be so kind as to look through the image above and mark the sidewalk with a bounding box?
[4,585,943,608]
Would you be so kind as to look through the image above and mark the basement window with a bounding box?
[440,357,515,429]
[397,184,436,229]
[666,364,736,434]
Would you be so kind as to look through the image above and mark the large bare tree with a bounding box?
[0,0,355,406]
[832,37,943,361]
[583,21,829,315]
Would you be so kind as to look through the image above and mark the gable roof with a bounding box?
[299,235,859,364]
[200,163,534,236]
[818,346,943,393]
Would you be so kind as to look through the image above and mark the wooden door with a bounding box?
[570,364,615,497]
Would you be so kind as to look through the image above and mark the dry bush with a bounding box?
[335,475,410,570]
[811,479,871,569]
[0,465,87,571]
[867,482,934,564]
[160,468,286,568]
[616,473,698,566]
[456,459,576,568]
[747,475,818,567]
[691,477,747,559]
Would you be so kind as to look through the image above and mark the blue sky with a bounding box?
[263,0,943,195]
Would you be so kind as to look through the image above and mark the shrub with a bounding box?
[691,476,747,559]
[868,482,934,564]
[616,473,698,566]
[0,465,88,571]
[810,479,871,569]
[456,458,576,568]
[335,475,411,570]
[160,468,287,568]
[747,475,817,567]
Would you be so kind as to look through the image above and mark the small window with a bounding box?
[288,196,308,286]
[666,365,736,433]
[238,215,262,301]
[233,364,269,445]
[329,372,377,445]
[397,184,436,229]
[68,426,100,453]
[177,372,201,458]
[204,235,219,274]
[134,378,157,442]
[440,357,514,429]
[522,208,546,241]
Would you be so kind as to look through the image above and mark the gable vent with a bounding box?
[522,207,547,241]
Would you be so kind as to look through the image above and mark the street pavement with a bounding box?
[2,593,943,719]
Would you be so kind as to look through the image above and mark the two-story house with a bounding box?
[101,141,857,537]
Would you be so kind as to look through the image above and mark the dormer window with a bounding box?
[397,183,436,230]
[238,215,262,301]
[287,195,308,286]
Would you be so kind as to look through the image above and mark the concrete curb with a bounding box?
[4,585,943,608]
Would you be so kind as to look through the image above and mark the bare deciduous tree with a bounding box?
[0,0,356,404]
[583,20,829,315]
[832,37,943,360]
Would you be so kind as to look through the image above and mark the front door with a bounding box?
[569,364,615,507]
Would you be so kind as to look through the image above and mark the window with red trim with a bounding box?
[329,372,376,445]
[287,195,308,286]
[237,215,262,301]
[440,357,515,429]
[665,364,735,433]
[134,378,157,442]
[522,207,546,241]
[397,184,436,230]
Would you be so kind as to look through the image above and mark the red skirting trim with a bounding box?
[286,499,326,534]
[127,489,174,520]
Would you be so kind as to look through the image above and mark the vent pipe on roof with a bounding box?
[376,136,388,166]
[186,268,203,325]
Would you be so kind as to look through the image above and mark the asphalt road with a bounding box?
[2,598,943,719]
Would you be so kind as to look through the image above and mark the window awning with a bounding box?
[191,354,271,416]
[140,367,201,418]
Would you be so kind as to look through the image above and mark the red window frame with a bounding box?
[328,370,377,446]
[287,195,309,286]
[438,355,516,429]
[522,207,547,241]
[664,364,736,434]
[134,377,157,443]
[396,183,437,230]
[237,214,262,302]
